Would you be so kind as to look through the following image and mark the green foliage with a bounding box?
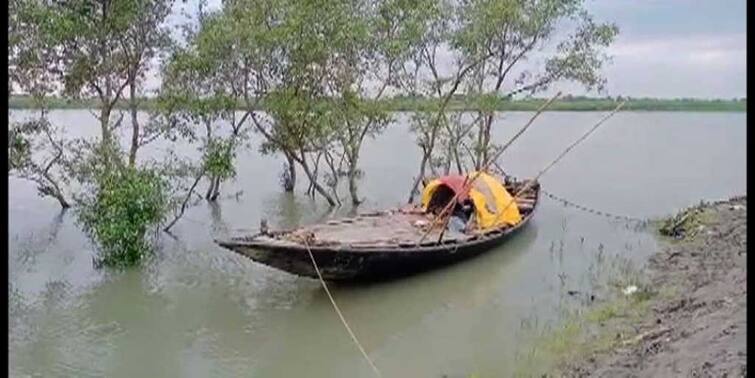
[7,113,73,207]
[469,93,502,113]
[11,0,176,209]
[202,139,236,180]
[78,167,168,267]
[374,0,448,62]
[658,203,716,240]
[8,126,34,171]
[16,0,173,100]
[513,283,656,376]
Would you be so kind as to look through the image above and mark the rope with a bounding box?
[540,189,646,223]
[303,240,383,378]
[541,189,648,226]
[491,101,627,225]
[418,92,562,244]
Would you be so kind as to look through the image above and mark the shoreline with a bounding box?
[558,196,747,376]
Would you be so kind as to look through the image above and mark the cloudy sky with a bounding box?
[170,0,746,99]
[586,0,746,99]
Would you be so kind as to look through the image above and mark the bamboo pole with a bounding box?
[417,92,563,244]
[489,101,627,226]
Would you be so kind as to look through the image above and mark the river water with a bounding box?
[9,110,746,377]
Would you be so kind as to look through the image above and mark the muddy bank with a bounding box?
[561,196,747,377]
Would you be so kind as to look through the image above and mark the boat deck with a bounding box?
[232,178,538,250]
[282,210,468,248]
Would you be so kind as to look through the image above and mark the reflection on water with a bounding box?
[9,110,746,377]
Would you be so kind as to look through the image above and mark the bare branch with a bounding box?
[164,168,206,232]
[497,33,540,91]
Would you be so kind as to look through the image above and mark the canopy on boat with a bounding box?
[420,171,522,230]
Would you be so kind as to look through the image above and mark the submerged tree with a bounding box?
[228,0,387,206]
[399,0,617,202]
[77,167,168,267]
[242,0,349,206]
[120,0,174,166]
[8,111,71,208]
[159,6,253,203]
[9,0,72,208]
[452,0,618,170]
[9,0,180,267]
[391,0,490,203]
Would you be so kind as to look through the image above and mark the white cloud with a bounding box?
[596,33,746,98]
[609,33,744,60]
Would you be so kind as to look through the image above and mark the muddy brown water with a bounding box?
[9,110,745,377]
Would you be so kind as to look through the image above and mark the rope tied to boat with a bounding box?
[303,240,383,378]
[541,189,649,228]
[417,92,564,244]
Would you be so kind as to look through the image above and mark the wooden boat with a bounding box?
[215,177,540,281]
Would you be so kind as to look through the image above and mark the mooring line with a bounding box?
[417,92,562,244]
[540,189,648,226]
[303,241,383,378]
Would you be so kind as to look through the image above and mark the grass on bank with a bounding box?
[657,201,718,241]
[509,204,721,378]
[510,284,666,378]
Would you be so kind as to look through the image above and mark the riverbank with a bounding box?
[9,95,746,112]
[560,196,747,377]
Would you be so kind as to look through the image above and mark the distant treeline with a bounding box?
[9,95,747,112]
[384,95,747,112]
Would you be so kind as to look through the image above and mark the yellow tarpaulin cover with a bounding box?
[420,171,522,231]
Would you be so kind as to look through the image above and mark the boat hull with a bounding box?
[218,222,532,281]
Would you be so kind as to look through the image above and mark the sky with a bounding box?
[585,0,746,99]
[162,0,746,99]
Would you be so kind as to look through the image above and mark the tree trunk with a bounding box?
[299,156,336,207]
[475,114,484,170]
[210,177,221,201]
[99,105,120,169]
[283,151,296,192]
[100,106,112,148]
[481,113,493,167]
[128,80,139,166]
[47,177,70,209]
[100,75,117,166]
[205,175,215,200]
[348,165,361,206]
[441,141,450,175]
[407,153,429,204]
[43,182,70,209]
[54,191,71,209]
[453,140,463,174]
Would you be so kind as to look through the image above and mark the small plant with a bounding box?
[8,128,32,171]
[77,166,168,268]
[658,203,714,240]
